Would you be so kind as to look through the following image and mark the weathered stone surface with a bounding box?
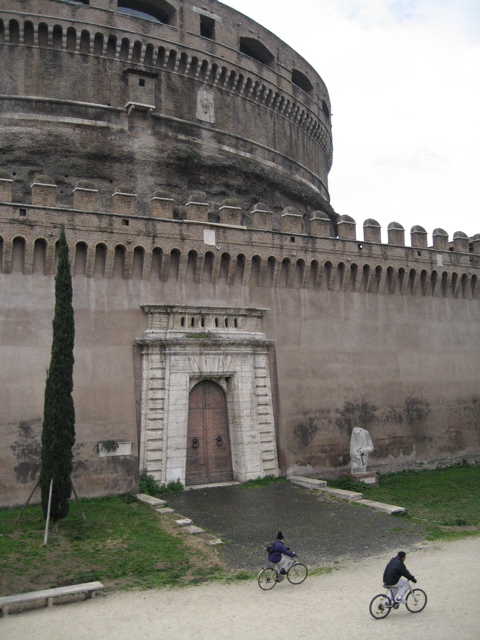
[136,494,167,507]
[183,525,205,535]
[354,499,406,514]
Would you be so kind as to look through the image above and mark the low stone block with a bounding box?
[183,525,205,535]
[156,507,174,514]
[317,487,364,501]
[175,518,193,527]
[354,499,405,514]
[136,494,167,507]
[288,476,327,489]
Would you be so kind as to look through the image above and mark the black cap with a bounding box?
[398,551,406,558]
[277,531,284,540]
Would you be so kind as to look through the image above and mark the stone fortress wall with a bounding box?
[1,0,479,506]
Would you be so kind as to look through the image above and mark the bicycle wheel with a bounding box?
[258,567,277,590]
[406,588,427,613]
[287,562,308,584]
[369,594,392,619]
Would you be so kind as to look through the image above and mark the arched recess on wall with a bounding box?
[250,255,261,287]
[9,19,20,45]
[279,258,290,287]
[292,69,313,96]
[234,253,246,286]
[80,29,90,54]
[419,269,428,296]
[168,248,181,281]
[336,262,345,290]
[348,263,358,291]
[11,237,26,273]
[38,22,48,47]
[370,265,382,294]
[66,26,77,51]
[117,0,177,26]
[451,272,459,298]
[202,251,215,284]
[113,244,126,278]
[24,21,34,45]
[94,243,107,278]
[471,274,478,299]
[308,260,319,288]
[52,24,62,48]
[440,271,449,298]
[151,247,163,279]
[185,249,197,283]
[120,37,130,61]
[132,246,145,278]
[74,242,87,276]
[33,238,48,275]
[93,32,103,55]
[264,256,276,287]
[219,253,230,283]
[239,37,275,68]
[294,259,305,288]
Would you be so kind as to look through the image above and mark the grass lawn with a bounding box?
[333,463,480,540]
[0,495,226,598]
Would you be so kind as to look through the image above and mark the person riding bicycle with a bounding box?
[268,531,296,580]
[383,551,417,604]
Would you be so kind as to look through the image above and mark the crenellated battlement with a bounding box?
[1,174,478,299]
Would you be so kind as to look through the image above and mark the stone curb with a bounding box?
[353,499,405,514]
[136,493,224,545]
[288,477,405,513]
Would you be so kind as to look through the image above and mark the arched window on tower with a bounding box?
[117,0,177,26]
[239,38,275,68]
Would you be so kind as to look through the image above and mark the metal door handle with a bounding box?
[216,436,223,446]
[192,437,199,448]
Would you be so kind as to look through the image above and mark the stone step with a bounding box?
[155,507,174,514]
[288,476,327,490]
[183,525,205,535]
[353,499,405,514]
[317,487,364,501]
[136,494,167,507]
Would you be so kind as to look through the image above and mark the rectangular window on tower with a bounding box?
[200,15,215,40]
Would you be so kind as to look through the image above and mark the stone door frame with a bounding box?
[137,305,280,486]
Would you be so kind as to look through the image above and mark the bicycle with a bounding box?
[257,558,308,590]
[369,581,427,619]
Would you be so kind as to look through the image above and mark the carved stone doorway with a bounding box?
[186,381,233,485]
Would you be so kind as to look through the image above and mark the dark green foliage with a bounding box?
[139,470,184,496]
[330,476,370,493]
[39,228,75,523]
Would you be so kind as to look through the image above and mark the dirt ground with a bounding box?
[2,536,479,640]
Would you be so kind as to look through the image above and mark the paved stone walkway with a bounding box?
[167,481,427,570]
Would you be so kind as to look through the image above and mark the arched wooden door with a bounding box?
[186,381,233,486]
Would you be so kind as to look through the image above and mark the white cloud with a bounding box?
[223,0,480,240]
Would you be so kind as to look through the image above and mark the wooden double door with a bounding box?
[186,381,234,486]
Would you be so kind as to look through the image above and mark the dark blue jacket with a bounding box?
[383,555,415,585]
[268,540,296,564]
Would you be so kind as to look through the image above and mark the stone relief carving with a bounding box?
[196,87,215,123]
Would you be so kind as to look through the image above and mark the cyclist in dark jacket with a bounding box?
[268,531,296,580]
[383,551,417,603]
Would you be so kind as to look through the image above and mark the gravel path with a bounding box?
[2,536,479,640]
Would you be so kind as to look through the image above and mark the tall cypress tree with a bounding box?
[40,228,75,524]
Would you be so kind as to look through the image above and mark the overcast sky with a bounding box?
[223,0,480,243]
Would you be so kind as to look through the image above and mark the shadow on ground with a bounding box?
[167,482,427,571]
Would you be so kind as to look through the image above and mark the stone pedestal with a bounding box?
[348,472,378,486]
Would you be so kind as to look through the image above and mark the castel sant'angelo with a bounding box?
[1,0,479,506]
